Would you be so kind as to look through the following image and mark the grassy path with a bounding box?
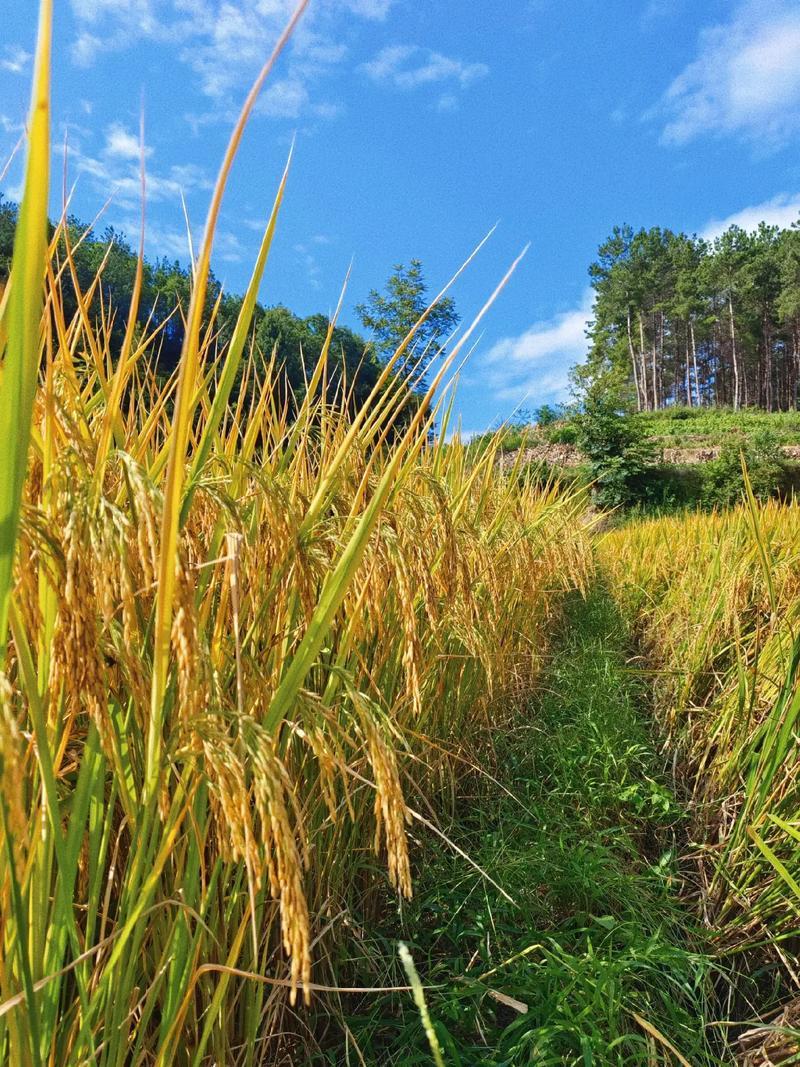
[337,587,722,1065]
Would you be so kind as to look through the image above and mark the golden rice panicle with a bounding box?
[193,713,311,1004]
[353,691,412,900]
[390,541,424,719]
[171,547,207,724]
[49,484,110,751]
[125,457,161,595]
[0,3,599,1059]
[246,719,311,1004]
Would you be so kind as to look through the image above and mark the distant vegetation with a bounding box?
[468,405,800,512]
[576,221,800,412]
[636,404,800,444]
[0,193,452,423]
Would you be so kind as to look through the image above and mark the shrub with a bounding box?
[702,430,786,507]
[546,421,580,446]
[577,399,655,509]
[520,459,588,493]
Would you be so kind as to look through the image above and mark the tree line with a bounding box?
[0,194,458,418]
[577,220,800,411]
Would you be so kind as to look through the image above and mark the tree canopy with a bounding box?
[577,219,800,412]
[355,258,459,384]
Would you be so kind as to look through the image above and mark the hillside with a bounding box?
[484,406,799,470]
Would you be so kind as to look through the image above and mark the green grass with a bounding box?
[320,588,731,1065]
[636,407,800,448]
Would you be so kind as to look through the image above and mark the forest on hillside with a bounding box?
[579,220,800,412]
[0,195,456,419]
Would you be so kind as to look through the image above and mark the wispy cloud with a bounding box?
[70,0,161,65]
[104,122,151,161]
[656,0,800,148]
[71,0,159,31]
[67,129,210,213]
[69,0,389,123]
[639,0,685,30]
[479,291,592,406]
[72,33,104,68]
[116,214,192,260]
[362,44,488,92]
[292,232,329,288]
[701,193,800,241]
[1,45,32,74]
[0,114,24,135]
[341,0,393,18]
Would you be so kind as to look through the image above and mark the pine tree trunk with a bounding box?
[638,315,650,411]
[764,313,773,412]
[627,309,642,411]
[690,321,700,407]
[729,295,740,411]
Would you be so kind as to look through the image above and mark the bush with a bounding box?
[520,459,589,493]
[702,430,786,507]
[577,399,655,509]
[546,421,580,446]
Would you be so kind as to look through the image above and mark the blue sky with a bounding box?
[2,0,800,434]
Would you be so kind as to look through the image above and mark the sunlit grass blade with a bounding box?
[0,0,52,659]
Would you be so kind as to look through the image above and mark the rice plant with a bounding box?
[601,499,800,973]
[0,3,592,1063]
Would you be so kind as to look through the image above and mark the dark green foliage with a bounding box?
[324,589,725,1065]
[702,430,787,507]
[0,193,418,420]
[579,219,800,413]
[626,465,706,515]
[544,420,579,445]
[577,396,656,508]
[253,305,396,415]
[0,195,16,279]
[520,459,588,493]
[533,403,561,426]
[355,259,459,383]
[491,405,800,514]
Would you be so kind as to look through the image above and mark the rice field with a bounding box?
[4,3,800,1064]
[602,500,800,958]
[0,5,592,1062]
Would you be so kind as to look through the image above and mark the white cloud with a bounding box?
[363,44,488,91]
[480,291,593,406]
[640,0,684,29]
[658,0,800,147]
[339,0,393,18]
[68,131,211,213]
[68,0,386,123]
[72,32,104,67]
[71,0,159,30]
[701,193,800,240]
[105,122,152,160]
[0,114,23,135]
[436,93,458,113]
[1,46,32,74]
[117,215,192,259]
[258,78,309,119]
